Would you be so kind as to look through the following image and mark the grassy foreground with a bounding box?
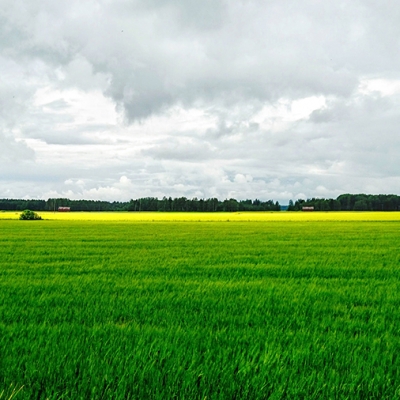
[1,216,400,398]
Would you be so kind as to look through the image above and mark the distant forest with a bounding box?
[1,194,400,212]
[288,194,400,211]
[0,197,280,212]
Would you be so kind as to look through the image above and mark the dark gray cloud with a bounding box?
[89,0,397,121]
[0,132,34,163]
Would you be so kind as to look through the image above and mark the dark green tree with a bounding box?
[19,210,42,220]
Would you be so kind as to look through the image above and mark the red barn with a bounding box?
[58,207,71,212]
[302,206,314,211]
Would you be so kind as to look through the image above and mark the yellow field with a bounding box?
[1,210,400,221]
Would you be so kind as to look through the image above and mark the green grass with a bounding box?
[1,220,400,399]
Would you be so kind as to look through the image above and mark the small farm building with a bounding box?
[302,206,314,211]
[58,207,71,212]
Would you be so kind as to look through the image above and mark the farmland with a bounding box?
[2,210,400,221]
[1,213,400,398]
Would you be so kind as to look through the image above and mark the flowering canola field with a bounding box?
[2,210,400,221]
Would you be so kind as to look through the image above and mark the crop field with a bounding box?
[1,213,400,398]
[2,210,400,221]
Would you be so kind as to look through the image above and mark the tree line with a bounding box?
[0,197,280,212]
[2,193,400,212]
[288,194,400,211]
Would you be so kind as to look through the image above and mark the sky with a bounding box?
[1,0,400,204]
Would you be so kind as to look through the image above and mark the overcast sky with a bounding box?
[1,0,400,203]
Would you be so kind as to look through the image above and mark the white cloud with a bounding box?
[119,176,131,185]
[359,78,400,97]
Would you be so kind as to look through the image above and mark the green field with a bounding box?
[1,217,400,399]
